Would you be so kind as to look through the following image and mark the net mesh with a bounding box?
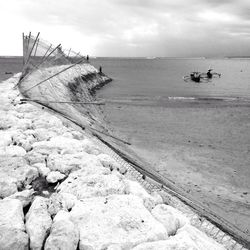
[19,32,111,136]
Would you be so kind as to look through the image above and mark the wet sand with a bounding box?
[102,99,250,239]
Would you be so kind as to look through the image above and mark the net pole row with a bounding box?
[24,32,40,66]
[18,43,62,86]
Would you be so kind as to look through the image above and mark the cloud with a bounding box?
[1,0,250,56]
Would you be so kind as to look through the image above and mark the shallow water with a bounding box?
[92,57,250,101]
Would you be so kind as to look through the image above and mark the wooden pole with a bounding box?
[67,48,71,58]
[24,32,40,66]
[34,39,39,57]
[22,33,25,65]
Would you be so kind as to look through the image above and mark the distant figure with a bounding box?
[204,69,221,78]
[207,69,213,78]
[86,55,89,61]
[99,66,102,74]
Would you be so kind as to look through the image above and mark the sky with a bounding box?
[0,0,250,57]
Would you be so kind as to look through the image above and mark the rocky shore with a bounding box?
[0,74,227,249]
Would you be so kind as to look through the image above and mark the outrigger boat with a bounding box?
[183,69,221,82]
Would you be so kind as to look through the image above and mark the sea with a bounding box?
[1,56,250,241]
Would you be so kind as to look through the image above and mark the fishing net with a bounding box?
[19,32,111,136]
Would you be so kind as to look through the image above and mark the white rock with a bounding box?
[59,192,77,210]
[70,194,168,250]
[46,171,65,183]
[33,162,50,177]
[125,179,161,210]
[0,145,26,156]
[58,171,126,199]
[47,152,105,174]
[81,138,102,155]
[25,151,47,165]
[174,224,226,250]
[6,189,34,207]
[48,193,70,217]
[0,131,12,147]
[132,225,226,250]
[0,175,18,198]
[15,166,39,187]
[26,196,52,250]
[0,156,38,189]
[132,239,194,250]
[13,118,32,130]
[0,226,29,250]
[97,153,126,174]
[32,136,82,153]
[31,128,58,141]
[0,113,19,130]
[0,199,25,231]
[44,210,79,250]
[151,204,189,236]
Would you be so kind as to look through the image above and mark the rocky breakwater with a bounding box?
[0,74,226,250]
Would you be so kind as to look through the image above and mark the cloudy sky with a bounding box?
[1,0,250,57]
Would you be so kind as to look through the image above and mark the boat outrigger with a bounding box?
[183,69,221,83]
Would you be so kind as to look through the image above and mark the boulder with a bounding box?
[0,226,29,250]
[0,175,18,198]
[33,163,50,177]
[132,239,196,250]
[125,179,162,210]
[70,194,168,249]
[0,113,19,130]
[47,193,71,217]
[14,166,39,187]
[0,199,25,231]
[174,224,226,250]
[32,136,83,154]
[133,225,226,250]
[0,145,26,157]
[31,128,58,141]
[46,171,65,183]
[6,189,35,207]
[44,211,79,250]
[0,157,38,190]
[56,192,77,210]
[97,153,127,174]
[25,151,47,165]
[132,225,226,250]
[80,138,102,155]
[58,171,126,199]
[151,204,189,236]
[0,131,12,147]
[26,196,52,250]
[47,152,106,174]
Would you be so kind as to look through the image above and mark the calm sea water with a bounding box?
[1,56,250,100]
[0,57,23,82]
[92,57,250,102]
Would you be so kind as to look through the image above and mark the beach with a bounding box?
[102,99,250,236]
